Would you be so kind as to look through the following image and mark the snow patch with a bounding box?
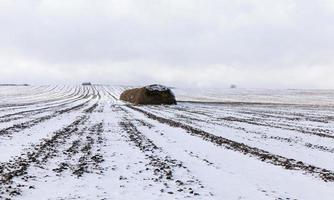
[145,84,169,92]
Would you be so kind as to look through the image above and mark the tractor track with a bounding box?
[0,115,89,198]
[0,85,78,111]
[0,87,98,137]
[0,87,89,124]
[144,104,334,159]
[127,105,334,182]
[149,104,334,139]
[119,116,209,197]
[0,99,102,199]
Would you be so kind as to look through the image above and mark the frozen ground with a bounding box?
[0,85,333,200]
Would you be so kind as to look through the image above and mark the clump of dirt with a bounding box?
[120,84,177,105]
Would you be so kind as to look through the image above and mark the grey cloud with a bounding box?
[0,0,333,88]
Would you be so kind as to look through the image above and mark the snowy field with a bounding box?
[0,85,333,200]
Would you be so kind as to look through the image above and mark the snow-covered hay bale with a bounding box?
[120,84,177,105]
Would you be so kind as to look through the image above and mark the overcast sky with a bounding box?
[0,0,333,89]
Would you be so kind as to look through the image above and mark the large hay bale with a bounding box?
[120,84,177,105]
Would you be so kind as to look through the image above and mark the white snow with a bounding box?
[145,84,170,92]
[0,85,333,200]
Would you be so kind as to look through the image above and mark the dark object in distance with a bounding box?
[0,84,29,86]
[82,82,92,86]
[120,84,177,105]
[230,84,237,89]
